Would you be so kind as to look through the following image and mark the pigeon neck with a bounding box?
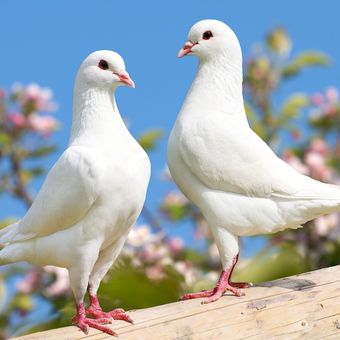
[70,84,123,143]
[185,55,244,113]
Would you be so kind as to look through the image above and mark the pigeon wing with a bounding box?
[178,114,338,199]
[9,146,99,242]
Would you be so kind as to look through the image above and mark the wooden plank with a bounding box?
[13,265,340,340]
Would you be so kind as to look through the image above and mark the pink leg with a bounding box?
[180,254,251,304]
[72,303,117,336]
[86,289,133,324]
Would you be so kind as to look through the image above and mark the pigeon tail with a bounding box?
[0,221,20,244]
[0,241,31,265]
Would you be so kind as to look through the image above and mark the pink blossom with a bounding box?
[310,87,339,120]
[8,112,26,128]
[25,83,56,112]
[174,261,197,285]
[127,224,164,248]
[145,264,165,281]
[325,87,338,103]
[167,237,184,254]
[12,83,57,112]
[304,151,331,181]
[311,93,323,106]
[324,104,338,117]
[28,114,58,137]
[283,150,308,175]
[44,266,70,297]
[305,151,324,168]
[163,191,189,206]
[142,243,168,262]
[308,138,329,156]
[16,270,39,294]
[0,88,6,99]
[127,224,153,247]
[314,213,338,236]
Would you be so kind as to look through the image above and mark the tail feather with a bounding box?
[0,221,20,244]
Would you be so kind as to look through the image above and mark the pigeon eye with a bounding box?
[202,30,213,40]
[98,60,109,70]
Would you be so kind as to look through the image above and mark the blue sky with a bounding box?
[1,0,340,256]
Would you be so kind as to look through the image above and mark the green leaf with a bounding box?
[0,133,11,146]
[266,27,291,55]
[138,129,163,151]
[21,167,44,183]
[282,52,329,78]
[97,258,182,310]
[11,293,33,312]
[280,93,310,119]
[25,145,57,159]
[251,121,267,139]
[244,101,256,120]
[233,242,309,284]
[161,204,191,221]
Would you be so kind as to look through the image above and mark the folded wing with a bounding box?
[1,146,99,243]
[179,116,340,201]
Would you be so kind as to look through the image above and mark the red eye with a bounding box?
[203,30,213,40]
[98,59,109,70]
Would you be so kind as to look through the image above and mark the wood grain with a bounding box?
[13,265,340,340]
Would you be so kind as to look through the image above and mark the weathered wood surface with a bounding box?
[13,265,340,340]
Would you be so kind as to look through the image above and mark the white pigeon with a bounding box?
[168,19,340,304]
[0,50,151,335]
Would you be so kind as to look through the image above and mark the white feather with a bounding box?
[0,50,150,305]
[168,20,340,268]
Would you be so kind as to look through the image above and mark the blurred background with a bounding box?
[1,0,340,337]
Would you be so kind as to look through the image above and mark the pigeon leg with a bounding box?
[73,302,117,336]
[85,238,133,324]
[69,257,117,335]
[227,254,252,289]
[180,254,251,303]
[86,289,133,324]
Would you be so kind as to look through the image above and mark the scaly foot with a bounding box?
[180,255,252,304]
[86,293,133,324]
[73,303,117,336]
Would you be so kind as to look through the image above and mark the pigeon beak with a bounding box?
[115,71,135,88]
[178,41,196,58]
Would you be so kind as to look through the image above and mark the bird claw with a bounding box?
[87,306,133,324]
[180,274,250,303]
[109,308,134,324]
[180,289,215,301]
[73,315,117,336]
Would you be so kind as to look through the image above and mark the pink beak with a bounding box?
[115,71,135,88]
[178,41,196,58]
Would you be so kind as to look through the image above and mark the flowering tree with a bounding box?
[1,27,340,338]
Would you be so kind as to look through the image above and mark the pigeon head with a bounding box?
[77,50,135,89]
[178,20,241,62]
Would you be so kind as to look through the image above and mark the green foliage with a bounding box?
[266,27,291,55]
[280,94,310,119]
[282,52,329,78]
[25,145,57,159]
[98,260,183,310]
[138,129,163,151]
[233,243,309,283]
